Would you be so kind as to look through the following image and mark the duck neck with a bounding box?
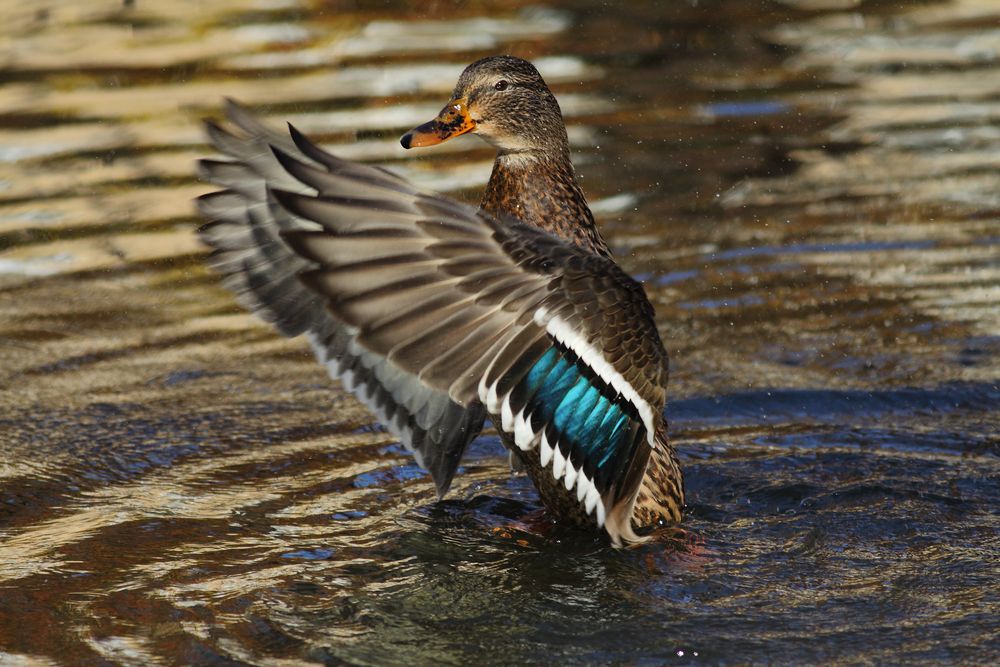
[480,150,612,258]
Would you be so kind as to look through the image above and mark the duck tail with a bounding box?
[629,425,684,533]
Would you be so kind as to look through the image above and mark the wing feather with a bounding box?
[198,102,485,496]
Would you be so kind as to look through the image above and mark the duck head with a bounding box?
[400,55,569,158]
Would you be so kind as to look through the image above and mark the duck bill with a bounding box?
[400,98,475,149]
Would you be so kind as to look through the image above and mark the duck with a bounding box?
[196,55,684,546]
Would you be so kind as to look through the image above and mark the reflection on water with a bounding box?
[0,0,998,664]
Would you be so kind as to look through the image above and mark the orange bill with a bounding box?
[400,98,475,149]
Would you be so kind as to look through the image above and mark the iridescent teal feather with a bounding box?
[517,346,641,486]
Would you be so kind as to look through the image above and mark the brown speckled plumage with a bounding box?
[481,155,612,258]
[443,56,683,538]
[632,427,684,526]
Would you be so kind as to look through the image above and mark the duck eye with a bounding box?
[494,80,509,91]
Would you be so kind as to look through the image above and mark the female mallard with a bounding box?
[197,55,683,546]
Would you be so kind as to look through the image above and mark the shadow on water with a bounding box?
[0,0,998,664]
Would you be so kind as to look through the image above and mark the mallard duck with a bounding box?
[197,55,683,546]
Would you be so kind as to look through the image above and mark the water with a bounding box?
[1,0,998,664]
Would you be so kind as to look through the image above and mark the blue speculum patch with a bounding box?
[519,346,637,483]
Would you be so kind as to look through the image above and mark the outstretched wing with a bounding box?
[256,128,670,543]
[197,100,486,497]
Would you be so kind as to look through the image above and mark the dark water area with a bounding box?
[1,0,998,664]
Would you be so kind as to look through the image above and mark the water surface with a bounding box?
[0,0,998,664]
